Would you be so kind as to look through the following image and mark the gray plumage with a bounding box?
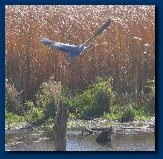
[40,19,111,67]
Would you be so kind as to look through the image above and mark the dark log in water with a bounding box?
[20,125,34,130]
[91,127,111,131]
[96,126,112,143]
[84,126,112,134]
[84,126,113,143]
[82,115,98,122]
[84,128,97,134]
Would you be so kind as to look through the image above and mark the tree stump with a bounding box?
[54,101,69,151]
[96,126,112,143]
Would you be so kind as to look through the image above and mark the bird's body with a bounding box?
[40,19,111,67]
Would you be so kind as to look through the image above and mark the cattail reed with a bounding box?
[5,5,155,102]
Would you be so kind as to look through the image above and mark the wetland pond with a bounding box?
[5,120,155,151]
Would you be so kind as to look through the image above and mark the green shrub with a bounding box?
[24,100,34,114]
[36,77,62,119]
[69,77,115,118]
[5,110,25,128]
[135,78,155,115]
[120,104,135,122]
[5,80,24,115]
[96,90,111,113]
[25,107,44,124]
[115,93,133,106]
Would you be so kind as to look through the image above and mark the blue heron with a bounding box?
[40,19,111,67]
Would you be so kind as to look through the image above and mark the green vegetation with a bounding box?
[5,77,155,128]
[5,111,25,129]
[62,77,115,118]
[35,78,61,119]
[5,80,24,115]
[5,77,62,127]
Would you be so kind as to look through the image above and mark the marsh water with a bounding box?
[5,126,155,151]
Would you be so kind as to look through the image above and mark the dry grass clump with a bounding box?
[5,5,155,101]
[5,79,24,114]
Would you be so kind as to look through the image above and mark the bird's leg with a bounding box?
[67,59,75,68]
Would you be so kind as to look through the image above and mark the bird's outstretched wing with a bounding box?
[39,37,78,53]
[84,19,111,45]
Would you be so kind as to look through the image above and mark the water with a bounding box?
[5,127,155,151]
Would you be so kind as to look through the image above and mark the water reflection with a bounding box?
[5,129,55,151]
[5,128,155,151]
[111,133,155,151]
[66,132,113,151]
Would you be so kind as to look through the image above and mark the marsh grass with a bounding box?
[5,5,155,103]
[5,79,24,115]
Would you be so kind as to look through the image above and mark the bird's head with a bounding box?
[92,43,99,47]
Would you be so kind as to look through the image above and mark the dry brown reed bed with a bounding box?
[5,5,155,102]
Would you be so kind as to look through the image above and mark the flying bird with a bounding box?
[40,19,111,67]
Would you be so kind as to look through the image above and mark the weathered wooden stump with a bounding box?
[54,101,69,151]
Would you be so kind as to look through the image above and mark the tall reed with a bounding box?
[5,5,155,102]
